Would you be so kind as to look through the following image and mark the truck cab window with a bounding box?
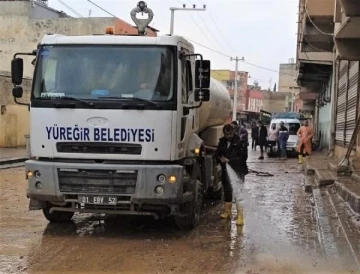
[186,60,193,94]
[39,57,57,92]
[181,59,193,104]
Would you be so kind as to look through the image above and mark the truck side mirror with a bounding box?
[195,60,210,89]
[194,88,210,102]
[12,86,23,98]
[11,58,24,85]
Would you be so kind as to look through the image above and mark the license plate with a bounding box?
[78,195,117,205]
[286,148,293,151]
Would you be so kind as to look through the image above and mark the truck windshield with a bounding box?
[33,46,175,102]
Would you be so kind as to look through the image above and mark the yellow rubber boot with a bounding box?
[298,155,303,164]
[236,203,244,226]
[220,202,232,219]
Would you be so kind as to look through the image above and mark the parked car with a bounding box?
[267,118,301,157]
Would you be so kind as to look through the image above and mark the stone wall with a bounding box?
[0,72,32,147]
[0,71,31,105]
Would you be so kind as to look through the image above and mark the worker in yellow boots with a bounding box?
[216,124,248,226]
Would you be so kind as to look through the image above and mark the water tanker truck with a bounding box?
[9,1,231,228]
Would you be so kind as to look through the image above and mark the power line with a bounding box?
[184,36,232,58]
[184,37,296,77]
[211,70,269,90]
[174,0,220,51]
[87,0,118,18]
[184,0,228,52]
[57,0,83,17]
[196,0,235,54]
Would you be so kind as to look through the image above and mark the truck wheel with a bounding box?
[175,180,203,230]
[42,202,74,223]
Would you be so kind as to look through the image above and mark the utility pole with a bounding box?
[231,56,244,121]
[290,86,294,112]
[170,4,206,35]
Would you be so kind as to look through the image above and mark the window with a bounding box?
[181,59,193,104]
[33,46,175,102]
[288,123,300,135]
[186,60,193,92]
[181,59,188,103]
[38,57,57,92]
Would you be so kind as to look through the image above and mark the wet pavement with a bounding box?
[1,150,360,274]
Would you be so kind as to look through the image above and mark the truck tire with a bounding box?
[42,202,74,223]
[175,180,203,230]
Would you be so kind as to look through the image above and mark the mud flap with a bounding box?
[29,198,45,210]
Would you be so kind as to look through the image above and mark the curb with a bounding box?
[0,157,28,166]
[334,181,360,215]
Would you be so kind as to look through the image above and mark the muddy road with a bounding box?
[1,152,360,274]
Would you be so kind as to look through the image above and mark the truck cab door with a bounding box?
[174,44,196,160]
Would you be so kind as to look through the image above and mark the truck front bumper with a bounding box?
[25,160,187,214]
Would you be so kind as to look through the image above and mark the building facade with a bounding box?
[245,90,263,112]
[278,61,300,92]
[278,61,302,112]
[211,69,248,113]
[262,91,291,114]
[296,0,360,156]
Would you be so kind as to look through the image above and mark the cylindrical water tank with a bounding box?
[198,77,232,132]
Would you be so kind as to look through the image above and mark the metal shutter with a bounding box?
[336,61,348,145]
[345,61,359,145]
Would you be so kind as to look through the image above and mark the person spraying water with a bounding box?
[216,124,248,226]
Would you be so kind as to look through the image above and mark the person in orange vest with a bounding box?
[297,120,314,164]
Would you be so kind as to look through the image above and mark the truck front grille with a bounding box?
[58,169,137,194]
[56,142,142,155]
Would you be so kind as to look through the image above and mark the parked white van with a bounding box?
[267,118,302,157]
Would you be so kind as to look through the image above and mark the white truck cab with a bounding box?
[9,2,231,229]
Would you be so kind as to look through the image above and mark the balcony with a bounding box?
[306,0,335,17]
[335,14,360,59]
[338,0,360,17]
[296,0,334,96]
[299,92,318,101]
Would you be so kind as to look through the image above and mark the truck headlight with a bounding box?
[168,175,176,184]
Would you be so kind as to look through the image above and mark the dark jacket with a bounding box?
[258,125,268,146]
[216,135,248,175]
[278,126,289,142]
[251,126,259,139]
